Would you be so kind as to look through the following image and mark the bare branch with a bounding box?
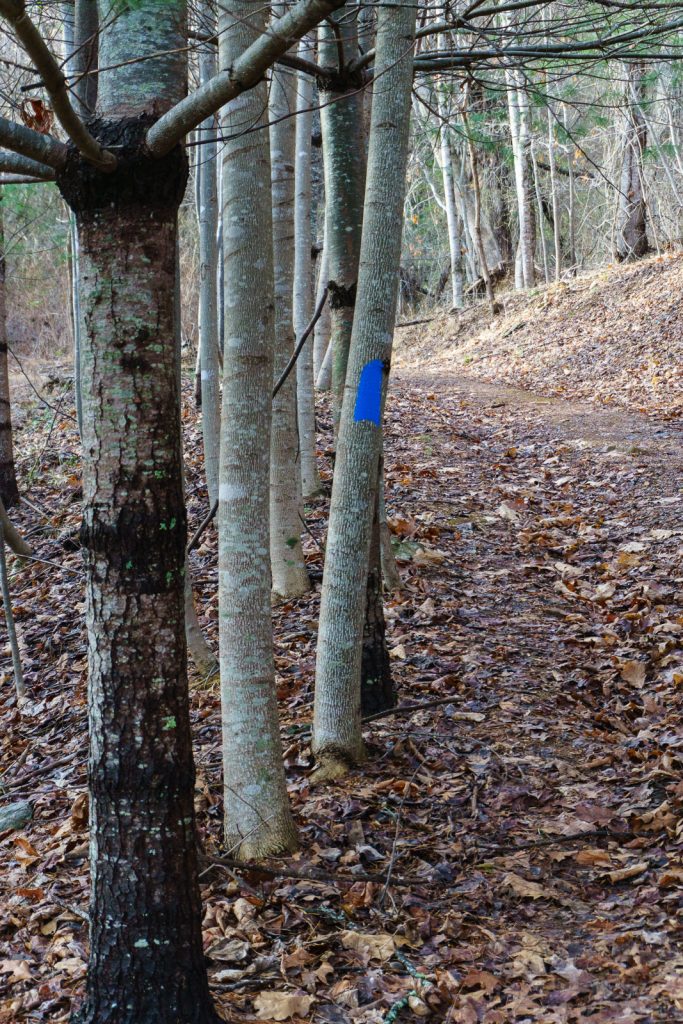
[0,149,54,179]
[146,0,346,157]
[0,0,115,169]
[0,114,67,168]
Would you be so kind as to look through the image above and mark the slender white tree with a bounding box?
[294,36,322,498]
[270,56,311,601]
[313,0,417,780]
[217,4,299,858]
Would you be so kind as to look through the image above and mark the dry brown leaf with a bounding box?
[604,861,649,884]
[340,929,396,962]
[574,848,612,867]
[253,990,313,1021]
[501,873,548,900]
[619,659,646,688]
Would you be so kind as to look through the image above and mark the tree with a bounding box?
[312,0,417,780]
[616,61,649,260]
[0,0,344,1016]
[270,57,311,602]
[0,186,18,508]
[218,1,298,861]
[294,37,322,500]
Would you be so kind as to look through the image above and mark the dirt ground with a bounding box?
[2,349,683,1022]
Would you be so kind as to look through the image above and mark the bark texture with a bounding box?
[318,17,366,431]
[218,3,298,860]
[57,122,219,1024]
[270,61,310,602]
[312,2,416,778]
[294,41,322,499]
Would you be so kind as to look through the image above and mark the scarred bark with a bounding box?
[57,121,219,1024]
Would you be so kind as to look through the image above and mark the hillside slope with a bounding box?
[395,252,683,420]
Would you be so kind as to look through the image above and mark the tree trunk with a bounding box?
[507,70,535,288]
[269,59,310,602]
[62,5,84,439]
[54,0,219,1016]
[217,2,298,859]
[435,38,463,309]
[294,38,322,499]
[195,1,221,507]
[312,2,416,781]
[319,15,366,432]
[313,241,331,385]
[616,61,649,261]
[0,190,18,508]
[360,486,395,716]
[58,125,219,1024]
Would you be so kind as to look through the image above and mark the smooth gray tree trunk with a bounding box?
[269,57,311,601]
[616,61,649,261]
[294,37,322,498]
[218,2,298,859]
[195,0,221,506]
[312,1,417,781]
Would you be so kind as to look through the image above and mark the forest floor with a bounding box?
[2,256,683,1023]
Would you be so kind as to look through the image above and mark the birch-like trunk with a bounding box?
[507,70,535,288]
[195,0,221,507]
[547,97,562,280]
[0,189,18,508]
[62,4,84,437]
[294,39,322,498]
[435,38,463,309]
[270,59,310,601]
[616,62,649,261]
[319,16,366,431]
[312,2,416,780]
[313,240,331,384]
[54,0,220,1017]
[218,3,298,858]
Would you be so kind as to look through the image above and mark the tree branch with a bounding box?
[0,149,54,179]
[146,0,346,157]
[0,115,67,169]
[0,0,115,170]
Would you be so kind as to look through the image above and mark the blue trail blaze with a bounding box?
[353,359,384,426]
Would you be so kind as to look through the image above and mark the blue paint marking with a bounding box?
[353,359,384,426]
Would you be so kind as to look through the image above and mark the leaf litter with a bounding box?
[2,323,683,1021]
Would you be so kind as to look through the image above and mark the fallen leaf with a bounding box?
[253,990,314,1021]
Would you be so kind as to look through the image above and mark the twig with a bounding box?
[361,695,465,724]
[272,286,328,399]
[7,342,77,422]
[19,553,85,577]
[475,828,639,857]
[203,854,433,889]
[380,767,421,907]
[186,500,218,555]
[0,518,25,698]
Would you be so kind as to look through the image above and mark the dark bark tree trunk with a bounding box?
[360,487,395,716]
[57,121,220,1024]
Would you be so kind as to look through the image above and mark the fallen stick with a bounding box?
[205,854,433,890]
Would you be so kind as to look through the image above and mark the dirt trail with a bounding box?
[376,369,683,1021]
